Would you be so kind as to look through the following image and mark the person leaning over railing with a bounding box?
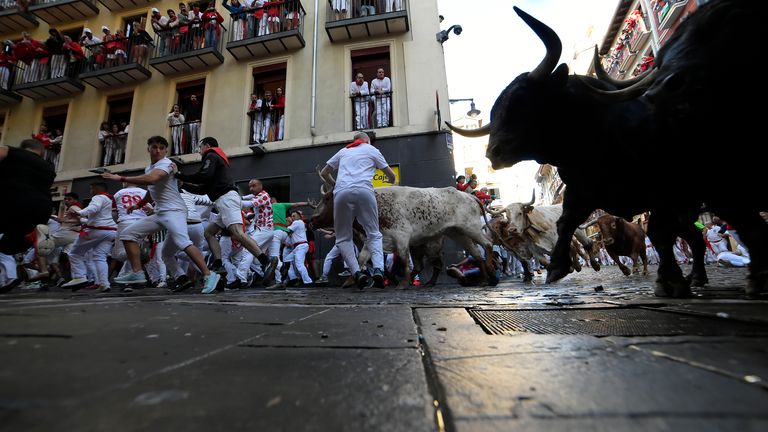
[62,36,85,78]
[222,0,247,41]
[129,21,153,65]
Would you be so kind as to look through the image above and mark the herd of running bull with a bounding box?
[445,0,766,298]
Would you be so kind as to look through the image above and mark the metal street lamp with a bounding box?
[449,98,481,118]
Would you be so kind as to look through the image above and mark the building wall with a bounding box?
[1,0,453,191]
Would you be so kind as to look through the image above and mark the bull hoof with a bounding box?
[620,267,632,276]
[523,275,533,283]
[340,276,356,288]
[685,273,708,288]
[654,278,693,298]
[545,266,569,284]
[590,260,601,272]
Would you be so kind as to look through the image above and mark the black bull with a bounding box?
[447,1,767,297]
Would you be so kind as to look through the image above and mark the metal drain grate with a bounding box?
[468,308,768,337]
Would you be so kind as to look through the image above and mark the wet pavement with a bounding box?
[1,264,767,431]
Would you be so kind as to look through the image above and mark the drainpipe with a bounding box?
[310,0,319,136]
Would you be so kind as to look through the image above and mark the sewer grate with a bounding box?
[468,308,768,337]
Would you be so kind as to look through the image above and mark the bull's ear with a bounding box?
[523,205,534,214]
[551,63,569,88]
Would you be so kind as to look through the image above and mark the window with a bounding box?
[40,105,68,171]
[250,63,286,145]
[123,13,148,38]
[350,46,392,130]
[169,79,206,156]
[99,92,133,166]
[61,27,84,43]
[235,176,291,203]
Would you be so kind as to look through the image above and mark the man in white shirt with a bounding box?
[349,73,370,130]
[370,68,391,127]
[102,136,220,294]
[61,182,117,291]
[284,210,313,286]
[112,183,149,264]
[320,131,395,288]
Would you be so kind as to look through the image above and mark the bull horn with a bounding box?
[523,189,535,206]
[578,69,660,103]
[592,46,652,89]
[578,219,598,230]
[487,206,506,216]
[445,121,490,138]
[514,7,562,82]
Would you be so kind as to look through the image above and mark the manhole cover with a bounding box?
[468,308,768,337]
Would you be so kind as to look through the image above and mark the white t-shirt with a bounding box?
[287,219,307,245]
[78,194,117,228]
[147,158,186,213]
[114,187,148,223]
[326,144,389,193]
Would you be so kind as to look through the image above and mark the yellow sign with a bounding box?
[373,165,400,188]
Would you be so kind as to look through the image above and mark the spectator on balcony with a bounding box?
[384,0,402,13]
[177,3,192,50]
[0,41,14,91]
[168,104,186,155]
[62,36,85,77]
[151,8,171,55]
[185,94,203,153]
[108,123,125,165]
[250,0,268,37]
[98,122,110,165]
[121,121,130,134]
[188,3,204,49]
[223,0,247,41]
[285,0,300,30]
[349,72,369,130]
[50,129,63,171]
[15,32,48,83]
[166,9,182,54]
[113,29,128,65]
[264,1,281,34]
[45,28,65,79]
[32,125,53,164]
[370,68,391,127]
[101,26,121,68]
[331,0,347,21]
[273,87,286,141]
[247,93,264,144]
[129,21,153,65]
[203,2,225,48]
[359,0,375,16]
[260,90,276,143]
[79,28,102,69]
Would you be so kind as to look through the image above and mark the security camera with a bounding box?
[452,25,462,36]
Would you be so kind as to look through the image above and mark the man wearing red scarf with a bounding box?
[319,132,395,288]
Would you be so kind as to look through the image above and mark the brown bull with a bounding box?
[595,214,648,277]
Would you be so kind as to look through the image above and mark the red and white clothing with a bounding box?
[112,187,148,262]
[327,142,389,273]
[285,218,312,284]
[370,76,391,127]
[349,80,369,130]
[69,194,117,288]
[241,191,273,230]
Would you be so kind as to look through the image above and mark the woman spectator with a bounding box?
[98,122,113,166]
[109,123,126,165]
[62,36,85,77]
[167,104,186,155]
[222,0,247,41]
[273,86,286,141]
[247,93,264,144]
[202,2,224,48]
[129,21,153,64]
[45,28,65,78]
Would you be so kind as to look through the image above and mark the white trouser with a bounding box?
[239,227,274,274]
[220,237,245,283]
[385,252,413,273]
[175,222,206,277]
[0,252,17,285]
[285,243,312,283]
[352,97,369,130]
[373,96,390,127]
[717,251,750,267]
[188,122,201,153]
[322,243,356,277]
[333,188,383,273]
[252,115,263,142]
[147,240,167,282]
[271,229,288,258]
[214,191,243,229]
[121,211,193,251]
[69,229,116,287]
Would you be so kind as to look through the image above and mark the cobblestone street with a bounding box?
[1,264,767,431]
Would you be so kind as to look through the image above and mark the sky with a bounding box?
[438,0,619,202]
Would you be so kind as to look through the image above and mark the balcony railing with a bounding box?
[100,132,127,167]
[0,0,39,34]
[326,0,408,42]
[226,0,306,61]
[79,38,152,89]
[248,105,283,145]
[169,120,202,156]
[28,0,99,25]
[0,64,22,105]
[12,55,85,99]
[350,91,392,131]
[148,23,226,75]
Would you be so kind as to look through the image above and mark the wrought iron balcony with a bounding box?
[95,0,153,12]
[326,0,408,43]
[0,1,39,34]
[12,56,85,100]
[28,0,99,26]
[350,91,392,131]
[0,69,22,106]
[226,0,306,61]
[79,39,151,89]
[148,24,225,76]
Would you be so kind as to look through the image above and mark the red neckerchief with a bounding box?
[346,139,367,148]
[96,191,117,209]
[66,201,83,209]
[203,147,230,166]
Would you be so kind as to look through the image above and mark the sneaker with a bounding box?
[154,280,168,289]
[372,268,385,288]
[114,271,147,285]
[354,271,373,289]
[261,257,278,283]
[172,275,194,293]
[718,259,734,268]
[84,283,101,290]
[315,276,329,284]
[338,269,352,277]
[285,278,300,287]
[99,285,111,293]
[0,278,21,294]
[201,272,221,294]
[413,278,422,287]
[225,280,243,290]
[62,278,89,290]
